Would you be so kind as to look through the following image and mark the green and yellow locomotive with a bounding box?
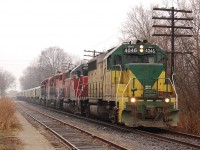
[87,40,178,127]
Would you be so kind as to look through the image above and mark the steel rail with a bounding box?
[17,102,127,150]
[134,129,200,150]
[166,130,200,140]
[18,107,79,150]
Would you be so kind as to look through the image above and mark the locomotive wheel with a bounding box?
[44,99,47,106]
[56,100,59,109]
[59,99,63,110]
[109,109,118,124]
[111,116,117,124]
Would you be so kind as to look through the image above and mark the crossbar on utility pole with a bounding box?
[84,50,104,58]
[152,34,193,37]
[152,25,193,29]
[152,17,193,20]
[153,7,192,13]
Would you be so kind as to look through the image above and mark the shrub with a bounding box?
[0,97,19,130]
[178,110,200,135]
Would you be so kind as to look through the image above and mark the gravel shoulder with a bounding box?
[15,111,56,150]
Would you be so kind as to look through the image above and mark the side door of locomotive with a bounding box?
[104,55,113,101]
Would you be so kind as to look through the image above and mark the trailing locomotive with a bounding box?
[18,40,179,127]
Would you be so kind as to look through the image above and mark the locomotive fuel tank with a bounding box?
[88,100,110,120]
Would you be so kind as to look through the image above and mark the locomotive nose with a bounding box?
[125,63,164,92]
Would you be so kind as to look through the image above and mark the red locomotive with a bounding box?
[39,64,88,114]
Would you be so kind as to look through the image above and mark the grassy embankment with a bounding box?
[0,97,22,149]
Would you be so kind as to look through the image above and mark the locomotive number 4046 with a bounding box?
[124,48,138,54]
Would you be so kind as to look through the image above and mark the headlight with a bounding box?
[139,45,144,53]
[139,45,144,49]
[165,98,170,103]
[131,97,136,103]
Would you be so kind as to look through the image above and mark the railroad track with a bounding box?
[17,102,127,150]
[157,129,200,149]
[17,101,200,150]
[134,128,200,150]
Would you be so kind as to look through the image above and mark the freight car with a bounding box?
[19,86,40,103]
[18,40,178,127]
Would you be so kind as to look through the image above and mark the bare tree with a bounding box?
[120,4,171,51]
[120,5,154,41]
[19,64,42,90]
[39,46,73,78]
[20,46,82,90]
[0,70,15,96]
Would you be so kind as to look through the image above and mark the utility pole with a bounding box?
[84,50,104,58]
[152,7,193,79]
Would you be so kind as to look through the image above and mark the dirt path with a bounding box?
[15,111,56,150]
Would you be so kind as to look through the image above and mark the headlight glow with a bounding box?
[131,97,136,103]
[139,48,144,53]
[165,98,170,103]
[139,45,144,49]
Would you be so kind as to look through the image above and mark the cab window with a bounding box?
[124,55,154,63]
[142,55,154,63]
[124,55,139,63]
[76,71,81,78]
[107,56,111,70]
[114,55,122,65]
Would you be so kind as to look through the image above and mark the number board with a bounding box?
[124,47,138,54]
[124,47,156,54]
[145,48,156,54]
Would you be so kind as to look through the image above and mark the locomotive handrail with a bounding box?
[121,77,135,99]
[172,73,178,109]
[153,77,178,109]
[76,76,88,98]
[112,64,122,108]
[78,84,84,97]
[75,78,80,99]
[167,77,178,109]
[77,83,87,97]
